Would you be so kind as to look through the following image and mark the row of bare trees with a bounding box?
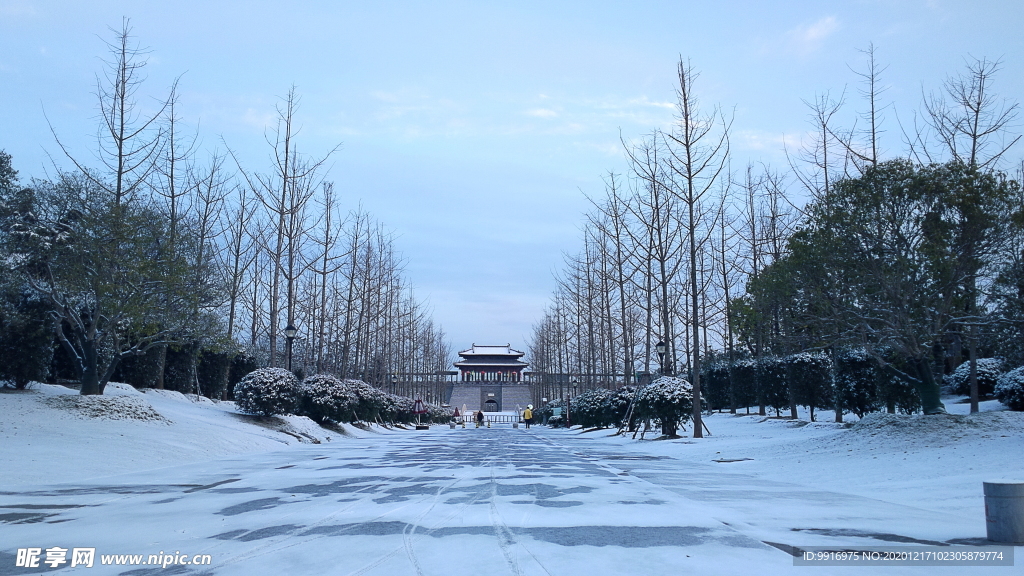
[529,48,1024,428]
[4,21,453,396]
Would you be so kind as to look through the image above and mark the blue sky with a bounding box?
[2,0,1022,351]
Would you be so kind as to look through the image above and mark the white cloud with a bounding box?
[370,90,401,103]
[786,16,839,55]
[0,1,38,17]
[735,129,786,152]
[525,108,558,118]
[241,107,275,130]
[626,96,675,110]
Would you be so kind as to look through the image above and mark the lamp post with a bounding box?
[656,340,671,376]
[284,324,298,372]
[391,375,398,394]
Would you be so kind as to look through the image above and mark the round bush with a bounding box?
[233,367,300,416]
[995,367,1024,411]
[425,402,453,424]
[946,358,1004,396]
[343,380,389,422]
[570,388,618,428]
[538,398,567,427]
[299,374,358,423]
[634,376,693,436]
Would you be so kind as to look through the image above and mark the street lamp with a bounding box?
[655,340,673,376]
[284,324,298,371]
[391,374,398,394]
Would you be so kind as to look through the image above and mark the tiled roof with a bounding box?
[457,344,525,357]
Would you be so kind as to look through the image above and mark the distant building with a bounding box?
[449,344,531,412]
[453,344,528,382]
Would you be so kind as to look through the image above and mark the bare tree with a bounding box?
[922,57,1020,170]
[787,90,846,202]
[220,185,258,342]
[586,172,640,385]
[622,133,682,383]
[839,43,889,171]
[662,57,731,438]
[918,57,1020,411]
[49,19,169,208]
[235,88,337,367]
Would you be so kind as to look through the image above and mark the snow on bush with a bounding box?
[608,386,635,428]
[701,359,732,411]
[946,357,1004,396]
[299,374,358,423]
[538,398,567,427]
[569,388,617,428]
[388,393,415,424]
[233,367,300,416]
[782,351,834,422]
[343,380,390,422]
[995,367,1024,411]
[425,402,454,424]
[728,358,757,413]
[634,376,693,436]
[833,347,881,418]
[755,356,789,416]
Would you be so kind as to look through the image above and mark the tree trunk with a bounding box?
[80,339,102,396]
[969,325,979,413]
[912,357,947,415]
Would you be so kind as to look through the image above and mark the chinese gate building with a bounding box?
[449,344,531,412]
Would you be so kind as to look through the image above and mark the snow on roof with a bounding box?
[457,344,525,357]
[452,360,529,367]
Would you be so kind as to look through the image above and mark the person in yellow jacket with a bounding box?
[523,405,533,429]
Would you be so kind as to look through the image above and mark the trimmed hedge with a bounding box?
[233,367,300,416]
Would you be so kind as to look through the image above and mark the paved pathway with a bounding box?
[0,426,1012,575]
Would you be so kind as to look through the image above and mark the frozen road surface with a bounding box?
[0,425,1013,575]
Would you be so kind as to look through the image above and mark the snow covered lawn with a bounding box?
[562,400,1024,518]
[1,382,359,487]
[1,385,1021,575]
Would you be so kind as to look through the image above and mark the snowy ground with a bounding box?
[575,401,1024,523]
[1,383,349,487]
[1,383,1021,575]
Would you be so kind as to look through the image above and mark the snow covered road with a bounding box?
[1,425,1016,575]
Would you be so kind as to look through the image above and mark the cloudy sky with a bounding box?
[2,0,1022,352]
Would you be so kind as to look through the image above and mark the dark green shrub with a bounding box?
[755,356,789,416]
[570,388,617,428]
[299,374,358,423]
[0,294,52,388]
[197,349,231,399]
[702,361,731,412]
[945,358,1004,396]
[833,348,881,418]
[729,359,757,413]
[227,350,258,400]
[634,376,693,436]
[783,352,834,422]
[995,367,1024,411]
[113,345,163,388]
[164,343,198,393]
[233,367,300,416]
